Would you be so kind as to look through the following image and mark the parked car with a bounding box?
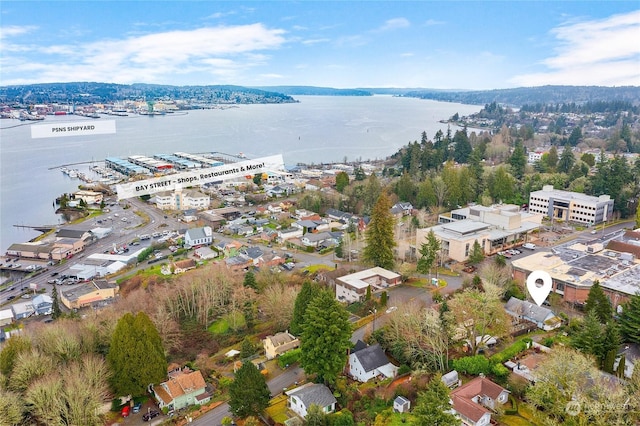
[133,402,142,414]
[121,406,130,418]
[142,410,160,421]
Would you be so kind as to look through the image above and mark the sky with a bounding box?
[1,1,639,90]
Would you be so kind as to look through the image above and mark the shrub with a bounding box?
[491,363,510,383]
[397,364,412,376]
[504,395,519,415]
[489,339,529,364]
[277,348,301,368]
[453,355,491,375]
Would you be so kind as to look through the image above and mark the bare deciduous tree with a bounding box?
[259,283,300,331]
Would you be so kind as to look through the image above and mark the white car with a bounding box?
[386,306,398,314]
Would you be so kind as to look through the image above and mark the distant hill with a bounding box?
[0,82,297,105]
[402,85,640,107]
[253,86,372,96]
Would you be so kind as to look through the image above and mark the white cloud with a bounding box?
[378,18,410,31]
[1,24,287,85]
[424,19,445,26]
[302,38,330,46]
[511,10,640,87]
[0,25,37,39]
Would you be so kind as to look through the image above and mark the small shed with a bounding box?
[441,370,461,388]
[393,396,411,413]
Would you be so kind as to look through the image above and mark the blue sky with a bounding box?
[1,1,639,89]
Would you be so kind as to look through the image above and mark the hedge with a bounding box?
[277,348,302,368]
[489,338,531,364]
[452,355,492,375]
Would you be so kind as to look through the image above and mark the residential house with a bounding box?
[224,255,253,272]
[293,219,330,234]
[0,309,14,326]
[214,240,243,257]
[393,396,411,413]
[504,297,562,331]
[11,301,35,320]
[263,331,300,360]
[184,226,213,248]
[258,253,285,269]
[278,227,303,242]
[325,208,354,223]
[194,247,218,260]
[152,368,210,412]
[300,231,340,249]
[287,383,337,419]
[348,341,398,383]
[390,202,414,217]
[450,376,510,426]
[32,294,53,316]
[172,259,197,274]
[240,246,264,266]
[336,267,401,303]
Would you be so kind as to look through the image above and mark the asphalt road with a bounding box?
[190,366,305,426]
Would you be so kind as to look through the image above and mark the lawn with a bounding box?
[265,394,289,424]
[208,312,246,334]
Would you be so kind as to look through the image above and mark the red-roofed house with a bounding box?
[151,368,210,412]
[450,376,509,426]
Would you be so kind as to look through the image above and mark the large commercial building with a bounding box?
[416,204,543,263]
[512,232,640,310]
[528,185,613,225]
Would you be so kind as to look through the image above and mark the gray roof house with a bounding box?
[348,341,398,383]
[32,294,53,316]
[11,301,35,320]
[286,383,337,419]
[505,297,562,331]
[184,226,213,248]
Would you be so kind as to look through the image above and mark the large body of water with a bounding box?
[0,95,481,252]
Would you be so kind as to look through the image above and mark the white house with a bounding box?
[348,341,398,383]
[11,301,34,320]
[287,383,336,419]
[184,226,213,248]
[335,267,401,303]
[0,309,14,326]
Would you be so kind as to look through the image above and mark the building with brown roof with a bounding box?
[151,368,210,412]
[450,376,509,426]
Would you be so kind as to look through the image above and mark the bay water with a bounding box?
[0,95,481,252]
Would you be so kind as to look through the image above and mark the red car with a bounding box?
[121,406,130,418]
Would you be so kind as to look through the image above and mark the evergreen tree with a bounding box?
[354,166,366,181]
[228,362,270,419]
[636,204,640,230]
[107,312,167,397]
[558,144,576,173]
[572,311,605,360]
[290,281,321,336]
[453,128,472,163]
[509,141,527,179]
[335,171,349,193]
[584,281,613,323]
[413,375,461,425]
[468,240,484,264]
[335,239,344,259]
[417,229,440,277]
[363,193,396,270]
[380,291,388,307]
[619,292,640,343]
[50,283,61,320]
[546,146,559,170]
[300,292,352,384]
[240,337,255,360]
[243,271,257,289]
[616,354,626,378]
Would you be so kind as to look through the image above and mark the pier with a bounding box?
[13,224,57,233]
